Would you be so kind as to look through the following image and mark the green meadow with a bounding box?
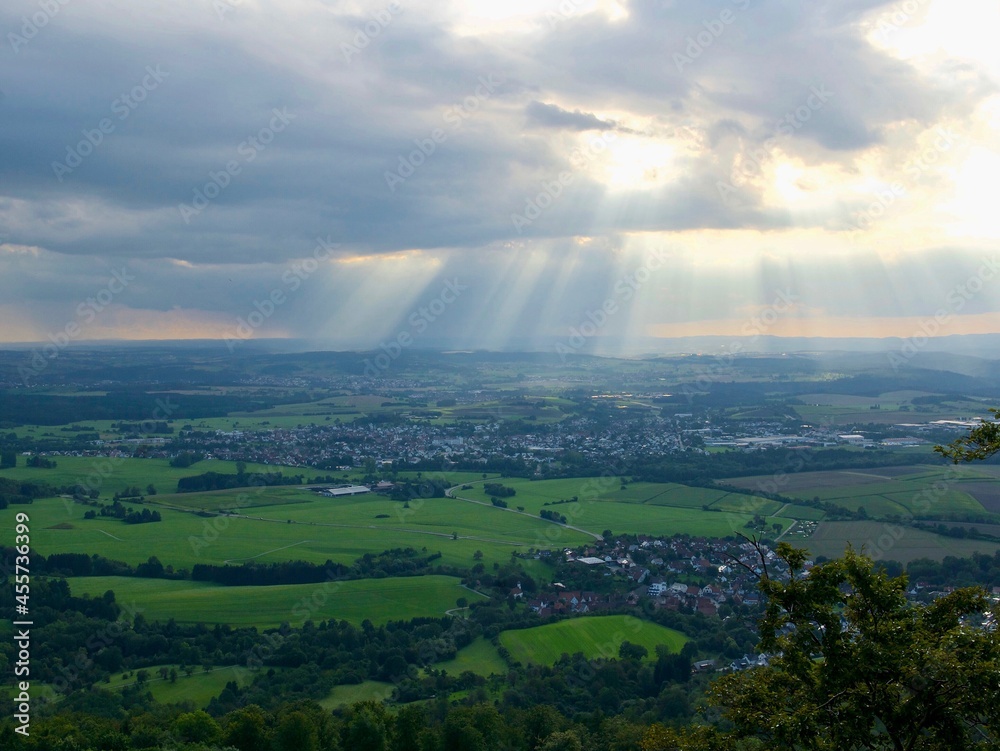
[0,456,306,498]
[805,521,1000,563]
[432,637,507,678]
[66,574,485,628]
[319,681,396,710]
[4,488,589,572]
[452,477,791,538]
[499,616,689,666]
[726,464,1000,521]
[775,504,827,521]
[103,664,256,708]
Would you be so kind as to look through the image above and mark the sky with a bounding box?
[1,0,999,354]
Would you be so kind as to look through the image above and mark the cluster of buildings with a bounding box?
[699,421,931,451]
[517,586,630,618]
[63,410,686,470]
[537,535,791,618]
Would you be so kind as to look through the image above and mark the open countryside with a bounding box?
[66,575,485,629]
[499,616,689,666]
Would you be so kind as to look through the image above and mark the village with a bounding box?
[38,400,973,476]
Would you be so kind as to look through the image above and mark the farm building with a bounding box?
[317,485,371,497]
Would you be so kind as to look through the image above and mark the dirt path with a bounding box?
[445,485,602,541]
[224,540,314,563]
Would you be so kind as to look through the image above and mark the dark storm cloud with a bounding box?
[524,101,617,131]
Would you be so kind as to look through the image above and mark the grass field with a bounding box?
[777,504,827,521]
[432,637,507,677]
[3,458,791,581]
[791,398,995,426]
[806,521,1000,563]
[709,493,782,515]
[225,394,401,421]
[66,575,486,628]
[457,478,731,513]
[452,478,791,539]
[319,680,396,710]
[0,456,306,499]
[498,616,689,666]
[103,664,255,707]
[4,486,588,573]
[725,465,1000,521]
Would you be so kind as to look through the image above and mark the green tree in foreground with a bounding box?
[676,543,1000,751]
[935,408,1000,462]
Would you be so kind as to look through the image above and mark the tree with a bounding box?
[224,704,272,751]
[174,710,222,745]
[705,542,1000,750]
[343,701,388,751]
[618,641,649,661]
[275,710,319,751]
[393,704,426,751]
[539,730,584,751]
[936,408,1000,462]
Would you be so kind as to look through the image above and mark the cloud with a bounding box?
[0,0,996,344]
[524,101,617,131]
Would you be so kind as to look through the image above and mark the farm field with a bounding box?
[432,637,507,678]
[434,397,574,424]
[393,470,502,485]
[791,400,994,426]
[66,575,485,628]
[725,464,1000,520]
[0,456,307,499]
[452,478,790,539]
[795,391,935,407]
[499,616,689,666]
[456,478,730,513]
[776,504,827,521]
[211,494,589,547]
[806,521,1000,564]
[709,493,782,515]
[6,488,586,572]
[226,394,404,420]
[159,486,594,556]
[953,482,1000,513]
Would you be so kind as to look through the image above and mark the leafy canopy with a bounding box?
[935,408,1000,463]
[650,543,999,751]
